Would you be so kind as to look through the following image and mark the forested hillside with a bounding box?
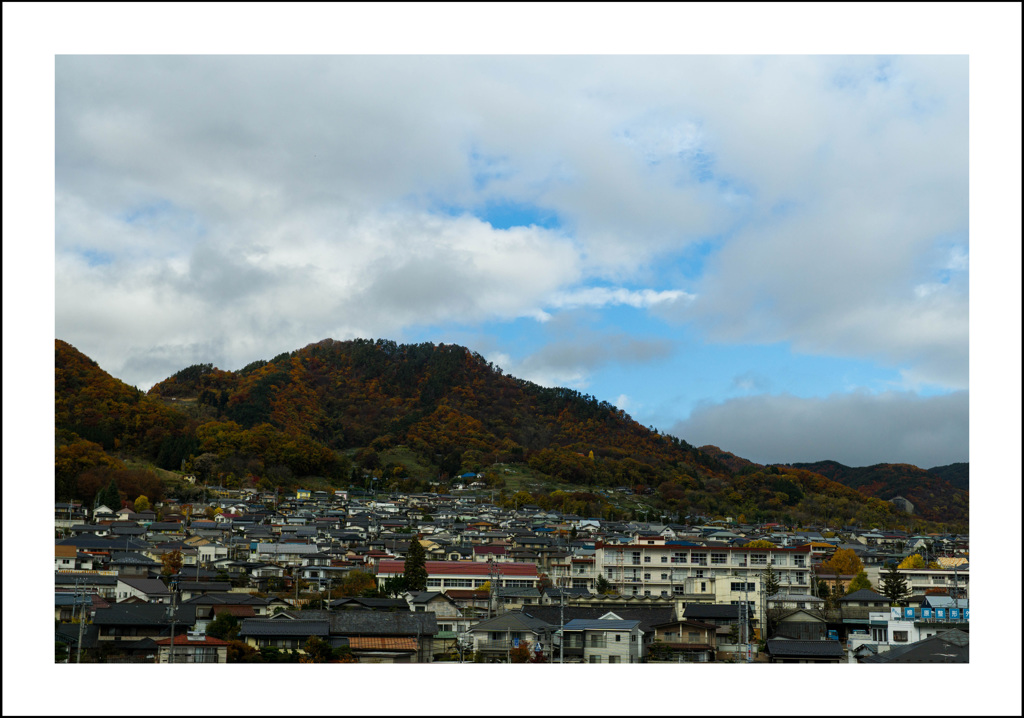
[55,338,967,530]
[786,460,969,525]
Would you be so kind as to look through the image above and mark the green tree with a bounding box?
[880,563,911,606]
[97,479,121,509]
[301,635,334,663]
[847,571,873,594]
[206,611,240,641]
[404,539,428,592]
[762,563,781,598]
[595,575,617,595]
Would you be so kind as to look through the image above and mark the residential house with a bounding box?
[649,618,718,662]
[561,617,643,664]
[115,577,173,604]
[466,611,554,661]
[155,632,229,663]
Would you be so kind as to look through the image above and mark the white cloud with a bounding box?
[55,55,968,394]
[546,287,695,312]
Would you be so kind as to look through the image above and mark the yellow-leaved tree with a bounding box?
[743,540,776,548]
[898,554,926,569]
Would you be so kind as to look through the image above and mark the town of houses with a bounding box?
[54,486,970,664]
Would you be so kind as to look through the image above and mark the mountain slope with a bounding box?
[786,460,969,524]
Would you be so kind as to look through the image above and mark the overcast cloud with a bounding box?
[673,390,969,468]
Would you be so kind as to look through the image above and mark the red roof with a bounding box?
[377,560,538,577]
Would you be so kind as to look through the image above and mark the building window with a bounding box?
[711,553,727,565]
[871,628,887,642]
[644,555,651,563]
[644,573,651,580]
[691,553,707,566]
[615,634,622,642]
[751,553,767,566]
[893,631,909,642]
[661,556,668,563]
[589,655,601,663]
[661,574,668,580]
[700,582,706,592]
[608,655,620,663]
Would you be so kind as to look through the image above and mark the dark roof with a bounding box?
[293,609,438,636]
[329,597,410,610]
[523,606,675,632]
[55,574,118,586]
[859,629,969,663]
[92,604,196,626]
[109,552,160,566]
[56,623,101,649]
[766,639,845,658]
[177,581,232,592]
[682,604,741,620]
[239,619,330,637]
[56,536,151,551]
[841,588,888,602]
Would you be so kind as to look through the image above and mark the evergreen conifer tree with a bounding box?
[404,538,428,592]
[880,563,911,606]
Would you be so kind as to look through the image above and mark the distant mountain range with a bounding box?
[54,338,968,529]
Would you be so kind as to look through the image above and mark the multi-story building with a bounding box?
[375,560,539,591]
[898,566,970,597]
[595,540,812,599]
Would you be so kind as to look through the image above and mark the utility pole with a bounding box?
[167,584,178,664]
[559,577,565,664]
[75,579,86,664]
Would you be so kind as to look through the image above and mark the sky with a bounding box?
[51,52,976,469]
[5,4,1022,715]
[50,53,977,469]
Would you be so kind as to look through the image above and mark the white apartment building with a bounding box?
[595,539,813,599]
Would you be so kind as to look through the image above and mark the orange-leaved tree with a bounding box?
[820,548,863,576]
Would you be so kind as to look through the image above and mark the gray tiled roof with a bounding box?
[92,604,196,626]
[239,619,330,637]
[859,629,968,663]
[295,609,438,636]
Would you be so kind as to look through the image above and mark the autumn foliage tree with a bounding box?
[161,549,184,578]
[819,548,864,576]
[897,554,926,569]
